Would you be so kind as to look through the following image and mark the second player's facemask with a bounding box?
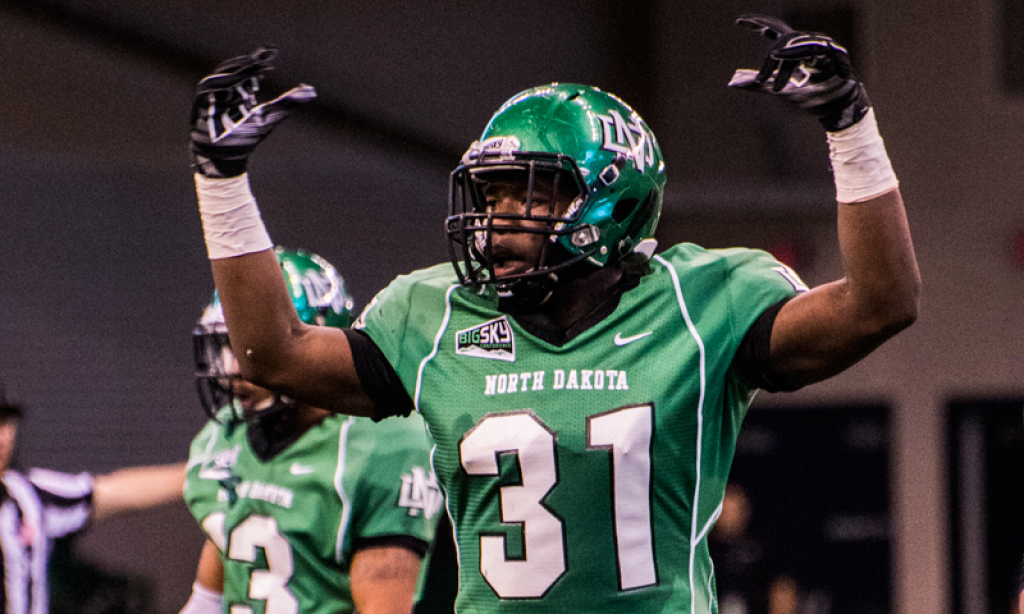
[193,326,245,422]
[193,328,291,423]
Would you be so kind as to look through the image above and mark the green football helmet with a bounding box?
[193,246,353,421]
[447,83,666,302]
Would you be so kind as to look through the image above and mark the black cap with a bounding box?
[0,383,23,421]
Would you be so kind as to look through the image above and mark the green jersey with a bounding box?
[355,244,804,614]
[184,411,442,614]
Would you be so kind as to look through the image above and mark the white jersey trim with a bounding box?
[186,423,222,472]
[334,416,356,564]
[413,284,459,410]
[653,254,709,614]
[699,499,724,545]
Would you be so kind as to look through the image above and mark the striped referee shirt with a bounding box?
[0,468,93,614]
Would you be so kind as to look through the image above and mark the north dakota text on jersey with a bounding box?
[484,369,630,395]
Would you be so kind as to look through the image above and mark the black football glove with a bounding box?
[728,14,870,132]
[189,47,316,178]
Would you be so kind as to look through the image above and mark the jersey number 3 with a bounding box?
[205,513,299,614]
[460,405,656,598]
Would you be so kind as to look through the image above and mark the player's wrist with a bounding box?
[817,81,871,132]
[195,173,274,259]
[179,582,222,614]
[826,108,899,203]
[191,149,248,179]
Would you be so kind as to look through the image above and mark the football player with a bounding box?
[186,15,919,614]
[179,247,442,614]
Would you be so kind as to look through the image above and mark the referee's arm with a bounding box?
[91,462,186,521]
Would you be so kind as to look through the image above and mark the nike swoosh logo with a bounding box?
[290,463,316,476]
[614,331,653,346]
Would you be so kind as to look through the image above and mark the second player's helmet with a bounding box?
[447,83,666,300]
[193,246,353,421]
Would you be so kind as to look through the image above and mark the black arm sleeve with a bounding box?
[352,534,431,558]
[732,297,804,393]
[343,328,416,422]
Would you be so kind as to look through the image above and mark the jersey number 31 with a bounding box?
[460,405,656,598]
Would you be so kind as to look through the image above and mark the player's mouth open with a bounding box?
[493,260,520,277]
[492,255,536,278]
[488,244,536,277]
[234,391,256,410]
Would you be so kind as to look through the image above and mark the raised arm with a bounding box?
[769,188,917,385]
[730,15,920,388]
[190,48,374,416]
[208,251,372,415]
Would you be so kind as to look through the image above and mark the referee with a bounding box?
[0,383,186,614]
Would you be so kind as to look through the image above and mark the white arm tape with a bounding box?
[195,173,274,260]
[179,582,223,614]
[827,108,899,204]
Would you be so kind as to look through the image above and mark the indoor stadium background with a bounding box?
[0,1,1020,612]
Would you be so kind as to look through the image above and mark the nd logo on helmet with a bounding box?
[298,271,349,315]
[596,110,655,173]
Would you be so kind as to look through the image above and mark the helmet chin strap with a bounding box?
[243,394,294,422]
[498,255,600,310]
[244,395,313,461]
[498,272,559,309]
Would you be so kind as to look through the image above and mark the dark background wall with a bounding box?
[0,0,1021,612]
